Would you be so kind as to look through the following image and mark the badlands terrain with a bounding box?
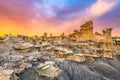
[0,21,120,80]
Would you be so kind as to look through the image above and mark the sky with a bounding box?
[0,0,120,36]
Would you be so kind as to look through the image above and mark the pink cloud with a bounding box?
[0,0,119,36]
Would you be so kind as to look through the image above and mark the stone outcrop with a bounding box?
[103,49,113,58]
[37,61,60,78]
[15,63,32,75]
[102,28,114,49]
[13,43,34,53]
[0,70,19,80]
[0,41,9,54]
[78,21,95,41]
[71,21,114,50]
[54,47,73,54]
[70,21,98,41]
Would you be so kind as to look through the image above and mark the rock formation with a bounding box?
[78,21,94,41]
[0,70,19,80]
[71,21,114,50]
[0,21,120,80]
[13,43,34,53]
[37,61,60,78]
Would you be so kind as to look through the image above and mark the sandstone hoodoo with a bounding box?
[71,21,113,43]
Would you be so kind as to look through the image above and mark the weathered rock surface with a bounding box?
[0,41,10,54]
[14,42,34,53]
[58,59,120,80]
[37,61,60,78]
[0,70,19,80]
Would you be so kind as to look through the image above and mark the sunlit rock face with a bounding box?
[71,21,96,41]
[102,28,114,49]
[79,21,94,41]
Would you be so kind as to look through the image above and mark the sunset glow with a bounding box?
[0,0,120,36]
